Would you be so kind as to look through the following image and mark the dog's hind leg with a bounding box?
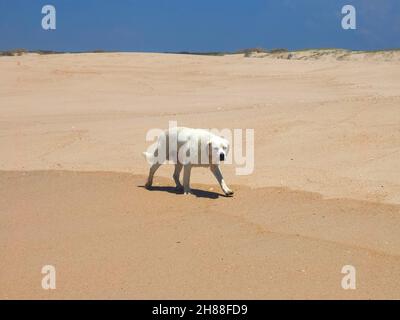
[145,163,161,189]
[173,163,183,191]
[183,165,192,195]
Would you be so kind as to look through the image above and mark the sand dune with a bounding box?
[245,48,400,62]
[0,51,400,299]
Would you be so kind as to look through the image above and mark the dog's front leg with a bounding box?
[183,165,192,195]
[210,165,234,196]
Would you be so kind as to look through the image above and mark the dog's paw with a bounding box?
[145,182,152,189]
[224,189,234,196]
[175,185,184,193]
[184,189,192,195]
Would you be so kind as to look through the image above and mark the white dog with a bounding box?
[143,127,234,196]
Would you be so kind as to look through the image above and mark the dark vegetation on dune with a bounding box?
[170,48,288,56]
[0,49,106,56]
[0,48,63,56]
[1,47,399,57]
[0,47,290,57]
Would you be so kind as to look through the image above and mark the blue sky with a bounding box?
[0,0,399,52]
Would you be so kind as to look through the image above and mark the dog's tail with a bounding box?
[142,151,155,165]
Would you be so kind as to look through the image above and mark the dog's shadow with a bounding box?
[138,185,225,199]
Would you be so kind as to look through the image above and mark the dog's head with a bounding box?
[208,136,230,164]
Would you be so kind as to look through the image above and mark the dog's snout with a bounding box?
[219,153,225,161]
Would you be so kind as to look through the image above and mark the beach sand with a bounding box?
[1,51,400,299]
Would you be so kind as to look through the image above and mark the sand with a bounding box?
[0,51,400,299]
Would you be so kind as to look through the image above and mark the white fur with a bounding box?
[143,127,234,196]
